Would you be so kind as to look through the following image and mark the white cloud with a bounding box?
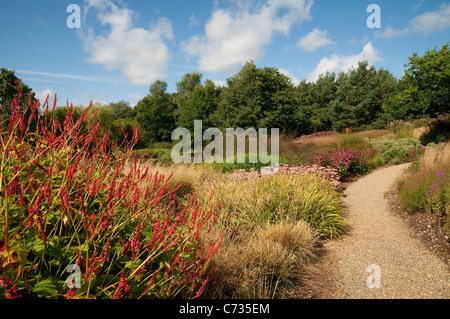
[411,3,450,34]
[181,0,313,74]
[16,69,119,83]
[376,3,450,38]
[307,42,382,82]
[127,93,143,101]
[278,68,301,86]
[297,28,334,52]
[412,0,425,12]
[212,79,227,87]
[80,0,173,86]
[35,88,56,108]
[189,14,200,27]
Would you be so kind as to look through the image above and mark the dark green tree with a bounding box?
[297,72,336,132]
[176,79,222,131]
[109,100,136,120]
[330,61,397,131]
[391,42,449,119]
[135,80,176,143]
[0,68,36,126]
[212,61,306,134]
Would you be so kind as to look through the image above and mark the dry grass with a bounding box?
[203,221,320,299]
[124,161,224,202]
[413,127,428,139]
[294,134,340,146]
[356,129,391,140]
[420,141,450,169]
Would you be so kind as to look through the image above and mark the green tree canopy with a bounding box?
[391,42,449,119]
[176,79,222,131]
[330,61,397,131]
[0,68,36,125]
[135,80,176,143]
[212,61,306,134]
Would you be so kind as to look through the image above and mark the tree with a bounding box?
[392,42,450,119]
[330,61,396,131]
[135,80,176,143]
[176,79,222,131]
[173,72,203,123]
[109,100,136,120]
[296,73,336,132]
[0,68,36,125]
[212,61,305,134]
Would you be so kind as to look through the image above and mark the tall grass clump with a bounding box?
[203,220,319,299]
[0,86,222,299]
[206,169,345,238]
[397,142,450,231]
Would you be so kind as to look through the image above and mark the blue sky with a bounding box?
[1,0,449,107]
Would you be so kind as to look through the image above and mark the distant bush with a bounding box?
[209,153,288,173]
[315,148,369,179]
[372,138,421,164]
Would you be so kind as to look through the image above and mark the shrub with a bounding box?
[209,153,288,173]
[315,148,369,179]
[0,88,222,299]
[372,138,421,164]
[398,165,449,215]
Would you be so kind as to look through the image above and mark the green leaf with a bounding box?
[32,279,58,296]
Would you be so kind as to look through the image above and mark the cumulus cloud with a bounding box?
[80,0,173,86]
[35,88,55,103]
[307,42,382,82]
[297,28,334,52]
[376,3,450,38]
[181,0,313,74]
[212,79,227,87]
[278,68,301,86]
[127,93,143,101]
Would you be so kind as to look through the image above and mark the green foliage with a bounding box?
[212,61,309,135]
[209,153,288,173]
[297,73,336,132]
[176,79,222,131]
[330,61,397,132]
[135,80,176,143]
[372,138,421,164]
[0,68,36,128]
[391,42,450,119]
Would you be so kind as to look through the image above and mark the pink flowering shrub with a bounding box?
[232,163,341,187]
[315,148,369,179]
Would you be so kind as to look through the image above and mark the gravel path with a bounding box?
[326,163,450,299]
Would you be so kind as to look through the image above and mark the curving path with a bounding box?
[325,163,450,299]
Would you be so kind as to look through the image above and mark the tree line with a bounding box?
[1,42,448,148]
